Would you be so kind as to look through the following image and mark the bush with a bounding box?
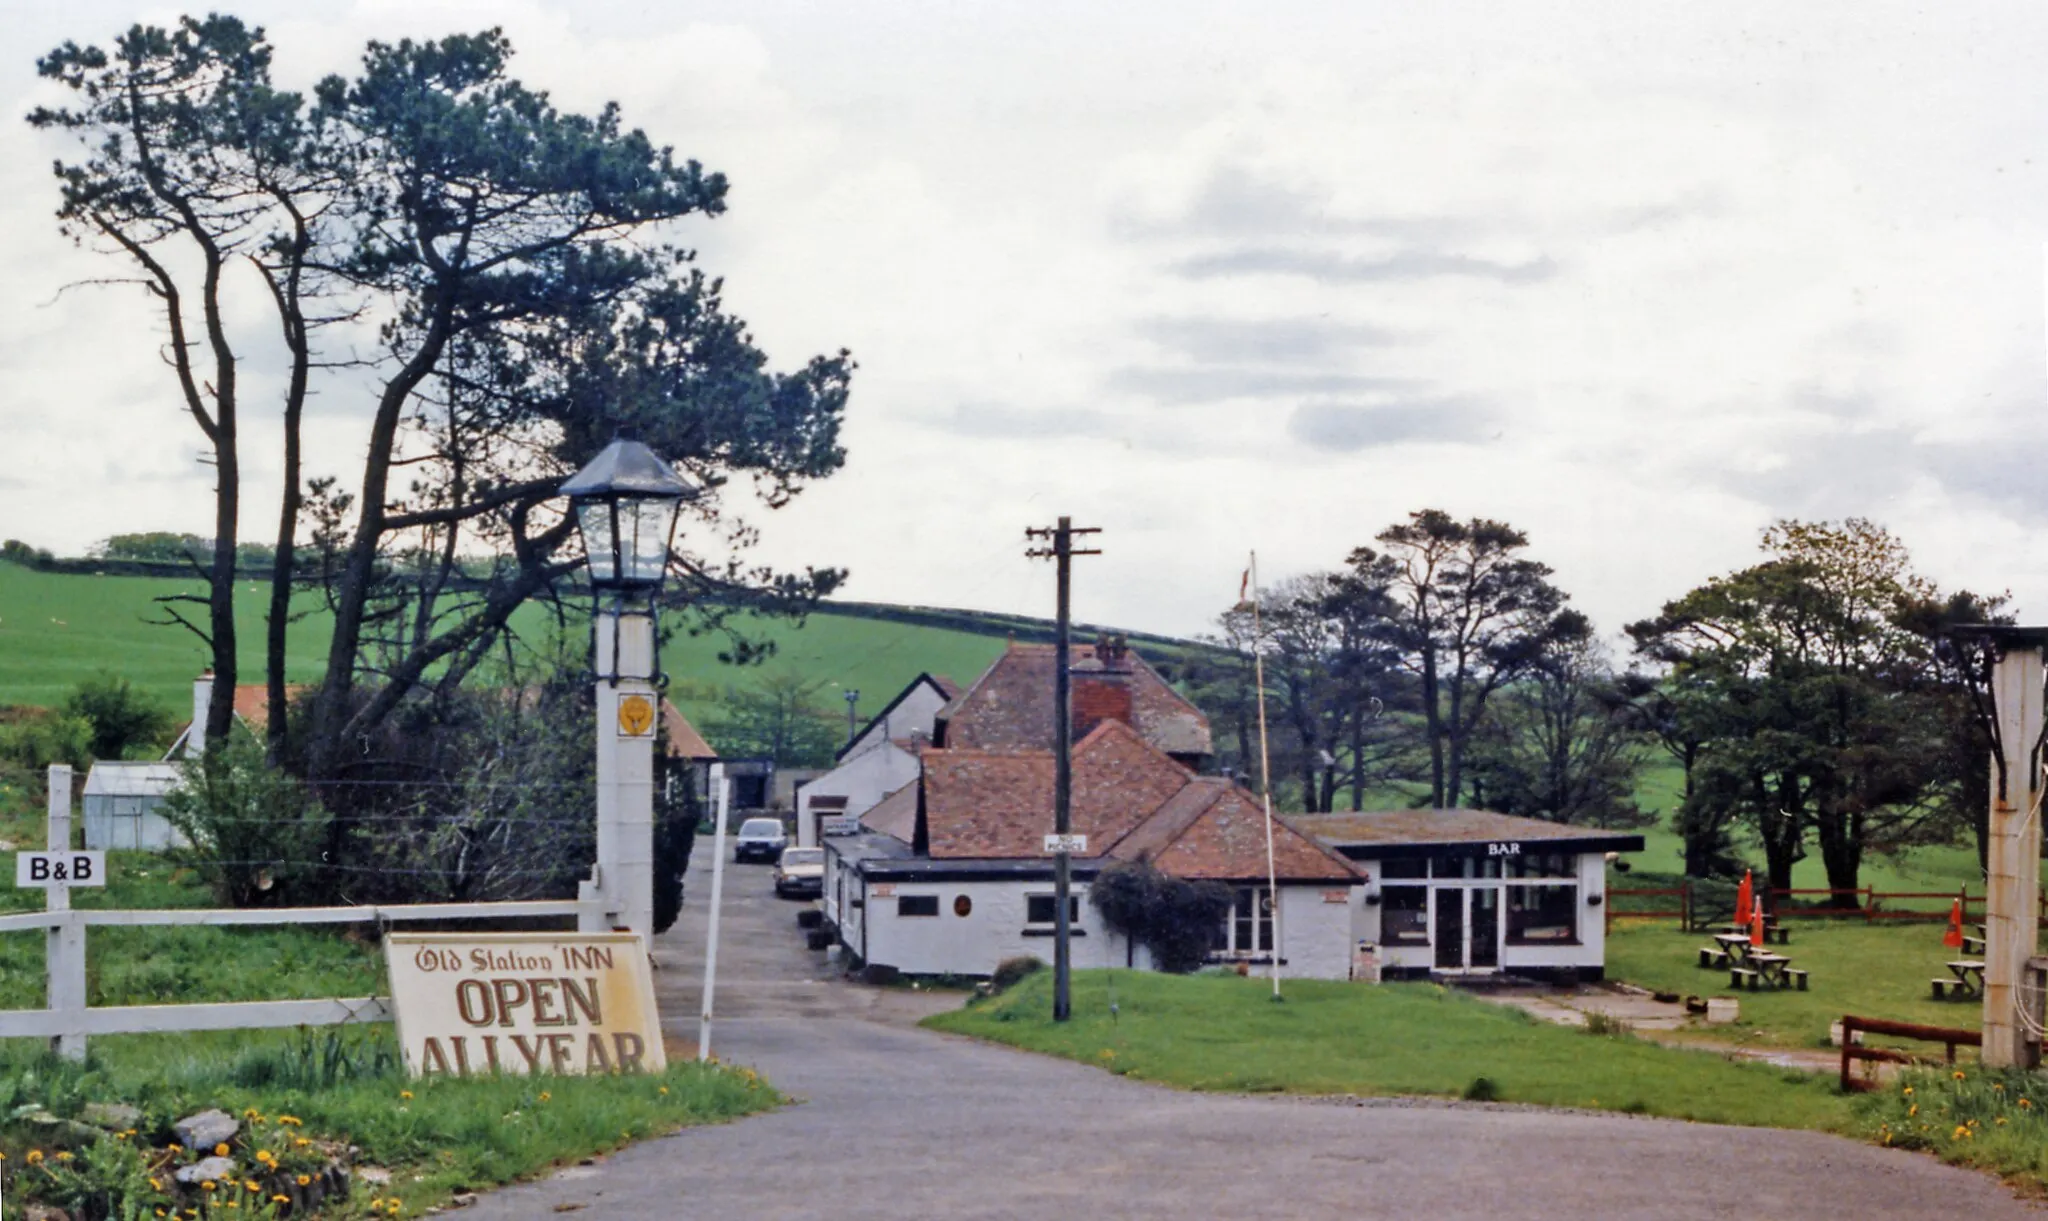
[65,672,172,760]
[160,739,332,907]
[0,710,93,775]
[990,956,1046,994]
[1088,859,1232,974]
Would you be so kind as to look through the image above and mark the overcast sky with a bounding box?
[3,1,2047,640]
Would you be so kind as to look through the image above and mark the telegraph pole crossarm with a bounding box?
[1026,517,1101,1023]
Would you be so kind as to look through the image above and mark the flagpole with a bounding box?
[1249,551,1283,1001]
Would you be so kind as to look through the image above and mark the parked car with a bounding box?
[734,817,788,863]
[774,847,826,899]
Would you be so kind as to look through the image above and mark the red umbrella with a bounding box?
[1736,870,1753,927]
[1944,898,1965,950]
[1750,891,1765,948]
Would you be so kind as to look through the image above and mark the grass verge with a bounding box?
[925,969,1855,1132]
[0,1026,778,1219]
[1864,1065,2048,1191]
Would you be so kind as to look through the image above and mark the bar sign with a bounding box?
[1043,834,1089,855]
[16,851,107,888]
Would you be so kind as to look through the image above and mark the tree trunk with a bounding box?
[1814,805,1863,909]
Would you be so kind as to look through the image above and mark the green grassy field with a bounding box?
[0,561,1010,737]
[1606,921,1990,1052]
[926,969,1857,1132]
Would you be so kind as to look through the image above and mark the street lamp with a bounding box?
[563,437,699,937]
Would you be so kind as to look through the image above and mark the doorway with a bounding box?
[1434,886,1502,972]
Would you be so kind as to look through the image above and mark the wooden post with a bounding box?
[1983,643,2043,1069]
[46,764,86,1062]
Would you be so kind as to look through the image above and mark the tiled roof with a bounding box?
[1293,808,1632,847]
[920,720,1193,858]
[938,641,1211,759]
[862,782,919,842]
[1127,782,1359,882]
[918,720,1356,882]
[660,699,717,759]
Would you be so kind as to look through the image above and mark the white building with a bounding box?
[1295,809,1645,983]
[821,715,1365,980]
[794,673,957,847]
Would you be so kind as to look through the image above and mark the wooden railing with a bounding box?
[1605,885,1691,932]
[1837,1014,1981,1092]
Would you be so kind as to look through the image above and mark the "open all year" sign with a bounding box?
[383,931,666,1077]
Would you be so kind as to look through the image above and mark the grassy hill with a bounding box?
[0,560,1161,734]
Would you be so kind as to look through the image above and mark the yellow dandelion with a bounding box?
[26,1150,43,1165]
[279,1116,301,1127]
[538,1092,551,1102]
[116,1131,130,1140]
[243,1108,260,1119]
[169,1144,182,1153]
[1909,1105,1919,1117]
[295,1138,310,1148]
[1994,1084,2005,1092]
[2022,1098,2033,1108]
[1954,1071,1967,1081]
[157,1212,167,1218]
[56,1152,74,1162]
[371,1199,385,1209]
[296,1175,311,1186]
[1997,1117,2009,1125]
[388,1203,403,1216]
[202,1181,217,1192]
[245,1180,261,1192]
[1902,1085,1913,1095]
[151,1177,163,1190]
[1953,1124,1972,1140]
[657,1086,668,1096]
[215,1144,230,1157]
[273,1196,290,1205]
[399,1091,413,1101]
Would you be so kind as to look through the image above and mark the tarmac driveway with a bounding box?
[460,847,2040,1221]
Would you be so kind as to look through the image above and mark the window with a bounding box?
[1432,856,1501,879]
[1506,885,1578,944]
[897,894,939,917]
[1507,852,1574,879]
[1381,886,1429,945]
[1026,894,1080,926]
[1380,858,1427,880]
[1213,887,1274,956]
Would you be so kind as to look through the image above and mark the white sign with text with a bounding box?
[14,851,106,888]
[1043,834,1089,855]
[384,932,666,1078]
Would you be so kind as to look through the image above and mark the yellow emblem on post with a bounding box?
[617,693,656,738]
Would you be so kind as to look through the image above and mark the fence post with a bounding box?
[46,764,86,1062]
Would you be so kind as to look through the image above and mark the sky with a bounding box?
[2,1,2047,641]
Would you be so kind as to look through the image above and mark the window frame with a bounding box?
[897,894,940,918]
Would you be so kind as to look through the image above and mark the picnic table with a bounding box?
[1693,934,1809,989]
[1932,960,1985,1001]
[1961,934,1986,956]
[1694,933,1808,990]
[1713,921,1791,945]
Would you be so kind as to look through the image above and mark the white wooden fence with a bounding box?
[3,766,601,1060]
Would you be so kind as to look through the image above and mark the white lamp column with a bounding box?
[594,603,660,936]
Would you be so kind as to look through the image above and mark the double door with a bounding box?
[1433,884,1501,972]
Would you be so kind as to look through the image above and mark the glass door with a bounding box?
[1434,888,1465,970]
[1469,887,1500,969]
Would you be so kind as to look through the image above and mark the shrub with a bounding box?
[160,739,332,907]
[0,710,93,775]
[990,956,1046,994]
[64,672,172,760]
[1088,859,1232,974]
[1463,1076,1501,1102]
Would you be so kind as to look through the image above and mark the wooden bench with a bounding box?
[1931,977,1974,1000]
[1962,935,1986,956]
[1698,947,1731,969]
[1784,968,1808,991]
[1731,967,1760,990]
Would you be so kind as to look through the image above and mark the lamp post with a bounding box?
[564,437,698,937]
[843,688,860,748]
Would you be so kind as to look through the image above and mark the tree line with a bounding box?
[1186,510,2003,901]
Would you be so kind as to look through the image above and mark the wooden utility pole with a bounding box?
[1027,517,1100,1022]
[1978,629,2048,1067]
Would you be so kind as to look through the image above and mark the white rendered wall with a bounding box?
[797,744,919,846]
[1277,885,1361,980]
[846,682,951,760]
[858,879,1148,977]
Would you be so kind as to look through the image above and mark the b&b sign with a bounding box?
[15,851,106,888]
[384,932,665,1078]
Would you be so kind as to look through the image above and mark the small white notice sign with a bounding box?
[1043,834,1089,855]
[15,851,106,888]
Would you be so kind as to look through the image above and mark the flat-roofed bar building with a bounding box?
[1294,809,1644,982]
